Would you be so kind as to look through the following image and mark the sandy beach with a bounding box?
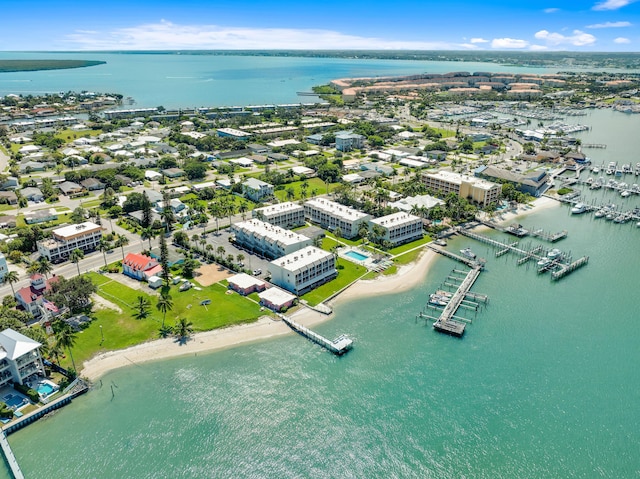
[81,196,560,381]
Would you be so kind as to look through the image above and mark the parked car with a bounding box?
[252,269,262,276]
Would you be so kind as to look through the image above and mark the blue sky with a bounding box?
[2,0,640,51]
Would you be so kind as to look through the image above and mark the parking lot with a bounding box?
[193,229,272,278]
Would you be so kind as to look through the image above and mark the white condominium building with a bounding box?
[231,219,312,259]
[422,170,501,207]
[252,202,305,228]
[37,221,104,262]
[304,198,371,239]
[269,246,337,295]
[369,212,423,247]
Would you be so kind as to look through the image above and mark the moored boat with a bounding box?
[571,203,587,214]
[460,247,476,259]
[547,248,562,259]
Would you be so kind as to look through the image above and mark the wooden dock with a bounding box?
[426,244,483,268]
[432,266,483,337]
[280,315,353,355]
[0,429,23,479]
[552,256,589,280]
[530,228,568,243]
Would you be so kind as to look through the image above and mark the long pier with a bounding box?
[426,244,483,268]
[280,314,353,355]
[0,430,23,479]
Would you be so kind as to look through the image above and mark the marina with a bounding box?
[418,266,487,337]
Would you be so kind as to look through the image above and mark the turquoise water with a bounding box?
[1,59,640,477]
[345,250,369,261]
[0,52,553,108]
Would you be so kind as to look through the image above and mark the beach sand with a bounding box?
[81,196,560,381]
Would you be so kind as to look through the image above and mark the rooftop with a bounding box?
[305,198,370,221]
[52,221,102,239]
[253,202,304,216]
[233,219,310,247]
[370,212,421,227]
[271,246,333,273]
[0,328,41,361]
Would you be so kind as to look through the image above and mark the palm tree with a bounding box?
[55,323,78,373]
[133,296,151,320]
[216,246,225,259]
[36,257,53,279]
[158,325,173,338]
[115,235,129,262]
[4,270,19,296]
[156,293,173,328]
[285,187,295,201]
[239,201,248,220]
[141,227,155,249]
[174,317,194,344]
[98,238,111,267]
[69,248,84,277]
[236,254,245,267]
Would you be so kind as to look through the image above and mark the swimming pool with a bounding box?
[36,382,57,397]
[345,251,369,261]
[3,394,27,409]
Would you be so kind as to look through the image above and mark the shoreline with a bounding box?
[80,196,560,381]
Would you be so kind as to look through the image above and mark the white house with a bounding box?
[0,328,45,387]
[242,178,274,202]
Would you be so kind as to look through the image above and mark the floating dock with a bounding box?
[426,243,484,269]
[280,314,352,355]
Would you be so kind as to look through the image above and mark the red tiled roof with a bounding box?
[144,264,163,278]
[123,253,158,271]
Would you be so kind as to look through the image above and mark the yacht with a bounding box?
[637,221,640,228]
[428,294,448,307]
[547,248,563,259]
[622,164,632,174]
[537,257,552,267]
[621,190,631,198]
[605,211,616,221]
[433,238,447,247]
[571,203,587,214]
[460,247,476,259]
[592,167,600,174]
[594,208,607,218]
[614,215,628,224]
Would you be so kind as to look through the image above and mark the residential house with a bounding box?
[122,253,162,281]
[0,191,17,205]
[304,198,371,239]
[161,168,185,179]
[80,178,106,191]
[242,178,274,202]
[0,328,45,387]
[258,287,297,312]
[369,212,423,247]
[15,274,60,319]
[335,131,364,152]
[252,202,305,228]
[25,208,58,225]
[227,273,267,295]
[57,181,86,198]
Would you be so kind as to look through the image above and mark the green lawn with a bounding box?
[301,258,367,306]
[61,272,264,370]
[54,129,102,142]
[393,247,424,265]
[274,177,339,202]
[387,236,431,256]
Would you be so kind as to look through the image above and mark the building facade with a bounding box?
[0,253,8,283]
[231,219,312,260]
[123,253,161,281]
[335,131,364,152]
[369,212,423,247]
[269,246,337,295]
[422,170,501,207]
[37,221,103,262]
[0,328,45,387]
[304,198,371,239]
[242,178,274,202]
[252,202,305,228]
[15,274,59,319]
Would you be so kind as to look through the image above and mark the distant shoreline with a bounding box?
[0,60,106,73]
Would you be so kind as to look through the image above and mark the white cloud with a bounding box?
[544,8,560,13]
[614,36,632,43]
[586,21,632,28]
[529,44,549,51]
[491,38,530,49]
[534,29,597,46]
[470,38,489,43]
[64,20,468,50]
[593,0,636,10]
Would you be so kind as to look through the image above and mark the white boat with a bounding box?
[592,167,600,174]
[460,247,476,259]
[637,221,640,228]
[571,203,587,214]
[621,190,631,198]
[586,177,594,184]
[614,215,628,224]
[594,209,607,218]
[537,257,552,267]
[547,248,562,259]
[428,294,448,307]
[605,212,616,221]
